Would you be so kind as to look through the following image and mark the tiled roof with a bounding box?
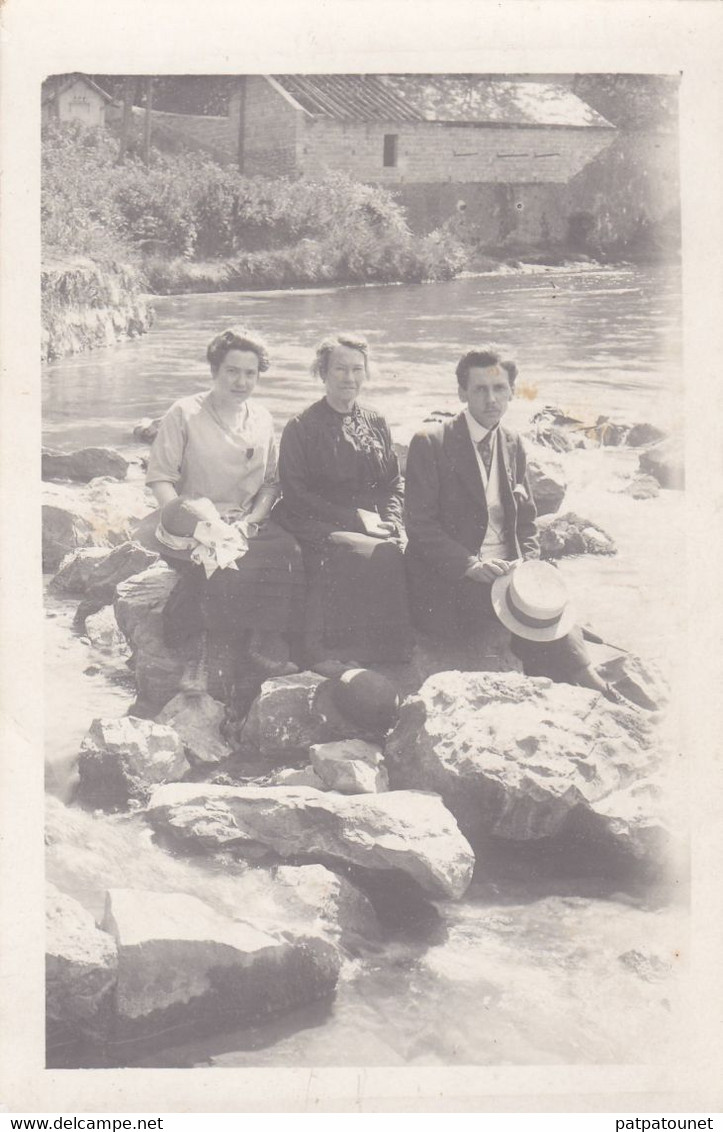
[270,74,421,123]
[271,74,614,129]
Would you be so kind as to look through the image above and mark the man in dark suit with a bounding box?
[404,347,616,691]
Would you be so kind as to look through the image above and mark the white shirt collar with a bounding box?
[463,408,497,445]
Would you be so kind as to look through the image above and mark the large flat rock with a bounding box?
[146,783,474,899]
[101,887,340,1038]
[385,670,668,864]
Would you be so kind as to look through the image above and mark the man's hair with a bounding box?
[312,333,370,379]
[206,328,270,373]
[455,347,517,391]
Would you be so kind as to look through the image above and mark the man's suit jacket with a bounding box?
[404,412,539,638]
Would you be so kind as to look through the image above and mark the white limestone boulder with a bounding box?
[310,739,388,794]
[101,887,340,1039]
[42,478,154,571]
[385,670,668,864]
[114,563,187,713]
[146,783,475,899]
[46,883,117,1041]
[157,692,231,767]
[77,716,189,808]
[239,672,357,763]
[83,605,130,656]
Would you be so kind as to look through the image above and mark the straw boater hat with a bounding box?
[491,559,576,642]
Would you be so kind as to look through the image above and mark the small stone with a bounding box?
[77,716,189,809]
[310,739,388,794]
[539,512,616,558]
[132,418,161,444]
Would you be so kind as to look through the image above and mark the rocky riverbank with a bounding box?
[42,257,154,362]
[43,409,686,1067]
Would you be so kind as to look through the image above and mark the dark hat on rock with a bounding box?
[330,668,401,733]
[491,559,576,642]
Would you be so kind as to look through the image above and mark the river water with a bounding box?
[43,264,681,452]
[43,265,688,1069]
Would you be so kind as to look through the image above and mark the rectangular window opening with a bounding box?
[383,134,398,168]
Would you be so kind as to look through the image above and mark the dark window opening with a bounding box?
[383,134,398,167]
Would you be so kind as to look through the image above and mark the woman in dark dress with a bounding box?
[273,333,412,675]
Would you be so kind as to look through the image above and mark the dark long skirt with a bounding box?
[299,531,412,664]
[151,520,304,647]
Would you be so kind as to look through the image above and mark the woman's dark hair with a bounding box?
[312,333,370,380]
[206,328,270,373]
[455,347,517,391]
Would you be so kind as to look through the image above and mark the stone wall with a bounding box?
[231,77,302,177]
[297,120,614,186]
[140,108,236,163]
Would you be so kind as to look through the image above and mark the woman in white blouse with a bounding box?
[143,327,304,689]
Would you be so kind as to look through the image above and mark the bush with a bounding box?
[42,121,466,290]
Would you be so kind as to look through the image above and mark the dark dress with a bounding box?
[273,398,412,664]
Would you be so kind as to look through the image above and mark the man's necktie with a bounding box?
[477,432,494,477]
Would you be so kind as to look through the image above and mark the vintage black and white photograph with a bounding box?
[2,0,722,1116]
[39,66,690,1073]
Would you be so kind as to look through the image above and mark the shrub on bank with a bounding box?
[42,121,466,291]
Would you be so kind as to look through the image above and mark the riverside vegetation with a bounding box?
[41,121,465,358]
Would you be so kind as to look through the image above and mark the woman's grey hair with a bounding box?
[206,328,271,373]
[312,333,370,380]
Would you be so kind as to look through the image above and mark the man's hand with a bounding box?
[464,558,519,584]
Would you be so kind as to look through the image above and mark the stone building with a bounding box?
[42,74,116,128]
[228,74,616,245]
